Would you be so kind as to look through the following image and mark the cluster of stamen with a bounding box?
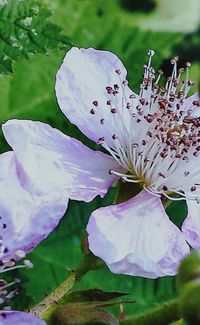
[89,50,200,201]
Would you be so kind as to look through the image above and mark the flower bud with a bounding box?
[177,251,200,289]
[49,304,119,325]
[179,281,200,325]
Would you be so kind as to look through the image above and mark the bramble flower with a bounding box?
[2,47,200,278]
[0,151,72,270]
[0,311,46,324]
[0,150,67,322]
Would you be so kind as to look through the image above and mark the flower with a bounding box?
[0,151,72,270]
[2,47,200,278]
[0,150,67,322]
[0,311,46,324]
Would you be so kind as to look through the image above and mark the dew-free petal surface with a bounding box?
[87,190,190,278]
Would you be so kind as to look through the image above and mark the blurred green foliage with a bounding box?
[0,0,199,321]
[0,0,70,74]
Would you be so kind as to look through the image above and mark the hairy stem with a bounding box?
[30,253,104,321]
[120,299,179,325]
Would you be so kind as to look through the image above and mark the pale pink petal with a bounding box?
[182,198,200,249]
[87,190,189,278]
[3,120,119,202]
[0,152,67,262]
[56,47,138,146]
[0,311,46,324]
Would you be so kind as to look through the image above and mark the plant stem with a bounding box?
[30,271,75,320]
[120,299,180,325]
[30,253,104,321]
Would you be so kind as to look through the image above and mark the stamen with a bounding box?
[90,50,197,202]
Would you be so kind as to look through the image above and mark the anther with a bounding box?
[111,108,117,114]
[90,109,95,115]
[147,49,155,57]
[186,62,191,68]
[98,137,105,144]
[106,86,113,94]
[93,101,98,106]
[115,69,121,75]
[114,84,119,90]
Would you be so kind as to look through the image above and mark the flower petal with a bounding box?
[182,198,200,249]
[56,47,137,146]
[87,190,189,278]
[0,152,67,262]
[2,119,119,202]
[0,311,46,325]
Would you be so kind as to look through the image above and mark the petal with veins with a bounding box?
[0,311,46,325]
[3,119,120,202]
[87,190,189,278]
[0,152,68,262]
[56,47,138,146]
[182,198,200,249]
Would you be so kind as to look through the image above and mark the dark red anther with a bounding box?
[158,172,165,178]
[98,137,105,143]
[100,119,104,125]
[145,114,154,123]
[111,108,117,114]
[112,134,117,140]
[160,152,167,158]
[107,100,111,105]
[113,90,119,95]
[93,101,98,106]
[191,186,196,192]
[106,86,113,94]
[90,109,95,114]
[147,131,152,137]
[183,116,194,124]
[115,69,121,75]
[122,80,128,86]
[139,98,145,106]
[114,84,119,90]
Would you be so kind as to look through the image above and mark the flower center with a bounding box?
[90,50,200,201]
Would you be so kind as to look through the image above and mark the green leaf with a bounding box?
[63,289,129,304]
[0,0,70,74]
